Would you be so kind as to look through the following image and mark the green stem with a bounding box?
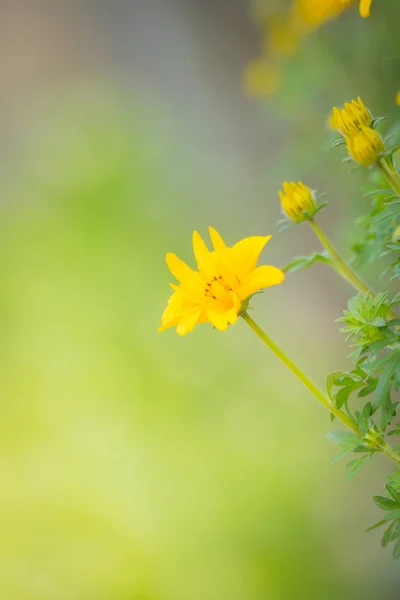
[378,158,400,198]
[309,218,397,320]
[241,312,400,467]
[309,218,370,295]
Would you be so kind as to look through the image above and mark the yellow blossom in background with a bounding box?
[279,181,317,222]
[359,0,372,17]
[330,97,371,136]
[290,0,352,32]
[265,15,300,57]
[396,91,400,106]
[345,126,384,166]
[159,228,284,335]
[244,59,281,97]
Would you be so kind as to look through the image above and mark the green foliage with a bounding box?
[368,476,400,558]
[282,251,331,274]
[338,293,400,354]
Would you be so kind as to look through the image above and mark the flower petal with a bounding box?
[236,265,284,300]
[166,253,195,282]
[209,227,227,253]
[192,230,210,268]
[192,230,218,280]
[230,236,272,280]
[206,309,229,331]
[166,252,205,296]
[176,308,203,336]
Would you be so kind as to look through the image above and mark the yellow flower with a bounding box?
[330,97,371,136]
[396,91,400,107]
[279,181,317,222]
[359,0,372,17]
[345,126,384,166]
[290,0,351,31]
[265,15,300,57]
[159,228,284,335]
[244,59,281,97]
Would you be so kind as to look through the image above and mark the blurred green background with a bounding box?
[1,2,400,599]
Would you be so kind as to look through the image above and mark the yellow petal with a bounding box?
[176,309,203,336]
[225,292,240,325]
[166,253,195,283]
[166,252,204,296]
[192,230,218,280]
[230,236,272,280]
[192,230,210,267]
[209,227,227,253]
[359,0,372,17]
[236,265,284,300]
[206,309,229,331]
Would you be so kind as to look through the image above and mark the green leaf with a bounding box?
[393,537,400,559]
[335,386,353,409]
[282,252,331,274]
[331,449,351,464]
[363,189,393,198]
[386,484,400,501]
[373,355,400,405]
[381,390,398,431]
[366,519,387,533]
[344,455,371,482]
[383,509,400,521]
[387,470,400,491]
[373,496,400,511]
[381,521,397,547]
[325,371,343,402]
[327,430,360,449]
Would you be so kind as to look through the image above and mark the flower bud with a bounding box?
[345,126,384,167]
[329,97,371,136]
[279,181,317,223]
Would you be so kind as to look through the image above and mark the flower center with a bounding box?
[204,275,232,300]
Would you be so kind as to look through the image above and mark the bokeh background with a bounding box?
[1,1,400,599]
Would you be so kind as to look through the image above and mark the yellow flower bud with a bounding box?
[345,126,384,167]
[329,97,371,136]
[279,181,317,223]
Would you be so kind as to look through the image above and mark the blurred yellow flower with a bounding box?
[346,126,384,166]
[290,0,351,31]
[359,0,372,17]
[159,228,284,335]
[279,181,317,222]
[330,97,371,136]
[266,15,300,57]
[396,91,400,106]
[244,59,281,97]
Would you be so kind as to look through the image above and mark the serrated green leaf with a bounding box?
[344,455,371,482]
[373,496,400,511]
